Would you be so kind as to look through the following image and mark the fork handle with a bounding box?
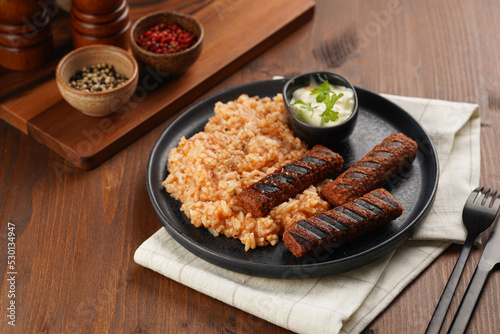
[425,235,475,334]
[448,218,500,333]
[447,262,490,333]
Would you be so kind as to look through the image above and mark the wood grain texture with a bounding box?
[0,0,314,170]
[1,0,500,333]
[71,0,131,49]
[0,0,54,71]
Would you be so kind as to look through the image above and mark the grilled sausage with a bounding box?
[283,188,403,258]
[320,133,417,207]
[238,145,343,217]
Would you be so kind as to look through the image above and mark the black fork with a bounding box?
[448,189,500,333]
[426,187,500,334]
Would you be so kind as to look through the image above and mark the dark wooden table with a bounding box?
[2,0,500,333]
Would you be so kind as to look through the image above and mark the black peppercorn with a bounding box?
[68,63,128,92]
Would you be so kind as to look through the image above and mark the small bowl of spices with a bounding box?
[129,11,203,76]
[56,45,138,117]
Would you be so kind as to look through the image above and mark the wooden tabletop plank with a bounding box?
[0,80,62,134]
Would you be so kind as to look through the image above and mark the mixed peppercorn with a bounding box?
[68,63,128,92]
[136,22,197,54]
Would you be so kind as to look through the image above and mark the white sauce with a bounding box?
[290,83,354,127]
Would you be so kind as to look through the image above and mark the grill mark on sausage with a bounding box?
[368,151,393,158]
[344,171,367,180]
[300,156,327,166]
[318,151,334,156]
[267,174,296,184]
[333,207,366,223]
[381,140,404,148]
[370,191,400,208]
[316,213,348,231]
[295,220,329,240]
[356,161,381,169]
[288,230,313,249]
[283,164,310,175]
[354,199,383,215]
[255,183,279,194]
[337,183,353,189]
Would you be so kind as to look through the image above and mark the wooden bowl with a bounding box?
[129,11,203,76]
[56,45,138,117]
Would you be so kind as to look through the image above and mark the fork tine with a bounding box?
[488,190,500,209]
[477,187,491,205]
[479,188,500,209]
[467,187,482,205]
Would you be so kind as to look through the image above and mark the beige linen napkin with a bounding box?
[134,94,480,334]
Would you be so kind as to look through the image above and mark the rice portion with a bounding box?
[163,94,330,251]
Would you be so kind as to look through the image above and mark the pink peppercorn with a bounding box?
[136,23,197,54]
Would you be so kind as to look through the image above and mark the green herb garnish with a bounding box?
[291,80,345,124]
[291,99,317,117]
[312,80,344,123]
[310,80,334,103]
[319,91,343,123]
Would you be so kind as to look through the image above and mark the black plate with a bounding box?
[146,79,439,279]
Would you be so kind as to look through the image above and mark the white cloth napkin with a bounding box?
[134,94,480,334]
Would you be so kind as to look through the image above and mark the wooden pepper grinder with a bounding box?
[0,0,54,71]
[71,0,131,49]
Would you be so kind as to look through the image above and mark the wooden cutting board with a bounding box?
[0,0,314,170]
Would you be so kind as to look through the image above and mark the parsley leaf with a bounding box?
[311,80,335,103]
[291,99,317,116]
[320,108,340,123]
[320,92,344,123]
[311,80,333,103]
